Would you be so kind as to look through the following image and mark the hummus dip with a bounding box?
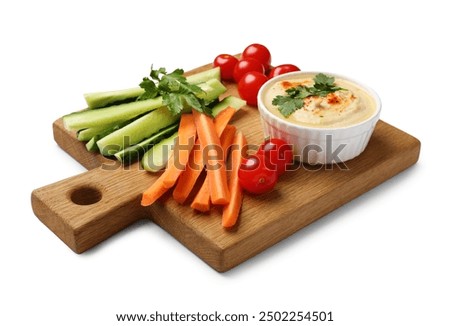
[263,73,377,128]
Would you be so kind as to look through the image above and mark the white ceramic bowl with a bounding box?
[257,71,382,164]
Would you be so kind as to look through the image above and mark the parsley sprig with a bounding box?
[272,73,345,118]
[137,66,210,115]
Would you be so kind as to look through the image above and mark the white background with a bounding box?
[1,0,449,325]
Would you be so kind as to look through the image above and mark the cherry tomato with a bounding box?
[238,154,278,194]
[258,138,294,175]
[233,58,265,83]
[268,64,301,79]
[237,71,268,106]
[213,54,239,81]
[242,43,272,71]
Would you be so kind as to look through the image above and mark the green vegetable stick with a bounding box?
[114,124,179,164]
[141,132,179,172]
[63,97,164,131]
[97,106,179,156]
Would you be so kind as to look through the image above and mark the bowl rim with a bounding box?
[257,70,382,132]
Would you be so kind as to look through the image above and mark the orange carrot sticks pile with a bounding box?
[141,107,247,228]
[172,107,236,204]
[191,124,237,212]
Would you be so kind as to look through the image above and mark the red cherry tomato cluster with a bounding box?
[238,138,294,194]
[213,44,301,107]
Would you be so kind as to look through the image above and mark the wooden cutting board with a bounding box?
[31,63,421,272]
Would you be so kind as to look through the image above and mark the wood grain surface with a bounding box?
[31,63,421,272]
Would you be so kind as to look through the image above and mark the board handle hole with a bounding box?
[70,186,102,205]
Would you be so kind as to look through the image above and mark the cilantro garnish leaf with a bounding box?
[184,93,209,115]
[162,93,183,115]
[273,95,304,117]
[137,66,209,115]
[137,77,158,100]
[149,67,167,81]
[314,73,335,88]
[271,73,345,118]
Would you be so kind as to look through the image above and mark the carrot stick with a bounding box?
[192,110,230,205]
[222,131,247,228]
[162,114,196,188]
[191,125,236,212]
[211,107,236,136]
[141,170,171,206]
[172,139,202,204]
[221,125,237,157]
[172,107,236,204]
[189,176,210,212]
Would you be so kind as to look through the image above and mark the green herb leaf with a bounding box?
[163,93,183,115]
[138,66,210,116]
[149,67,167,81]
[271,73,345,118]
[137,77,158,100]
[273,95,304,117]
[184,93,206,114]
[314,73,335,88]
[296,87,314,98]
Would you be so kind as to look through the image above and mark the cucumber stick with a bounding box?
[97,106,179,156]
[64,97,163,131]
[85,136,100,152]
[77,120,130,142]
[64,78,226,132]
[78,125,111,142]
[141,132,178,172]
[83,67,220,109]
[114,123,178,164]
[84,87,145,110]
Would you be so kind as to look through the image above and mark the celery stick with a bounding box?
[198,79,227,103]
[211,95,247,116]
[83,67,220,109]
[185,67,220,85]
[141,132,178,172]
[114,123,178,164]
